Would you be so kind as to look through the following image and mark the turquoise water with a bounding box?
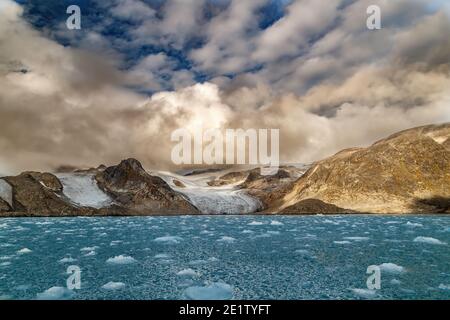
[0,215,449,300]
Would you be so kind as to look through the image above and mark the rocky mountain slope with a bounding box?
[274,123,450,214]
[0,159,198,216]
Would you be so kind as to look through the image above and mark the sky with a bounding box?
[0,0,449,174]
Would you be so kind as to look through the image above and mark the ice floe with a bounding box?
[106,255,137,265]
[351,288,377,298]
[59,257,77,263]
[379,263,405,274]
[154,236,183,244]
[36,287,74,300]
[176,269,199,277]
[184,282,233,300]
[102,282,126,290]
[217,236,236,243]
[17,248,32,254]
[334,241,351,245]
[270,221,284,226]
[413,236,446,245]
[248,221,264,226]
[406,222,423,228]
[438,284,450,290]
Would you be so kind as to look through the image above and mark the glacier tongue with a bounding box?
[155,171,262,214]
[56,174,112,209]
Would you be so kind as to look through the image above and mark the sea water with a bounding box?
[0,215,449,300]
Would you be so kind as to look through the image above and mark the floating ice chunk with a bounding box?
[438,284,450,290]
[0,223,8,228]
[217,236,236,243]
[59,257,77,263]
[208,257,219,262]
[334,241,351,245]
[0,262,11,267]
[270,221,283,226]
[248,221,264,226]
[184,282,233,300]
[406,222,423,228]
[102,282,126,290]
[351,288,377,298]
[189,259,208,265]
[154,253,171,259]
[343,237,370,241]
[390,279,401,285]
[154,236,183,244]
[242,229,254,234]
[106,255,137,265]
[17,248,32,254]
[294,249,309,254]
[414,236,446,245]
[36,287,74,300]
[80,246,99,252]
[379,263,405,274]
[177,268,199,277]
[84,251,96,257]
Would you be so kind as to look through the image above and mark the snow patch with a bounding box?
[57,174,112,209]
[0,179,12,207]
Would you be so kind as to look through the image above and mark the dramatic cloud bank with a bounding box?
[0,0,449,174]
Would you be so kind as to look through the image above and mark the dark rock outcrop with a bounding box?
[96,158,199,214]
[280,199,356,214]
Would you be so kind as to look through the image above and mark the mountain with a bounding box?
[0,123,449,216]
[272,123,450,214]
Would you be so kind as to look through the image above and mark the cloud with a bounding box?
[0,0,449,175]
